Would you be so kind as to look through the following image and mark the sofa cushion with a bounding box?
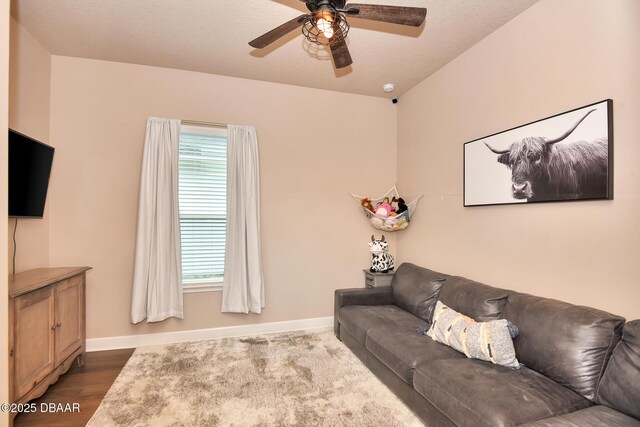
[390,263,447,322]
[427,301,519,368]
[518,405,640,427]
[334,287,394,337]
[596,320,640,419]
[438,277,509,321]
[338,305,428,345]
[365,325,464,384]
[501,291,625,400]
[413,358,591,427]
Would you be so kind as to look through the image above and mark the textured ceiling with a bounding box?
[11,0,539,97]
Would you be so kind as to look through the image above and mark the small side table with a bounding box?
[363,269,395,288]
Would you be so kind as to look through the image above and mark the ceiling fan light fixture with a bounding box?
[249,1,427,70]
[302,11,349,46]
[316,18,334,39]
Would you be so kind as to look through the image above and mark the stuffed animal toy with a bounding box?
[384,217,396,228]
[369,235,394,273]
[370,216,384,228]
[391,196,399,212]
[375,206,391,218]
[361,198,375,213]
[396,198,408,215]
[375,197,393,218]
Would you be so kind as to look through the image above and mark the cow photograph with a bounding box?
[464,99,612,207]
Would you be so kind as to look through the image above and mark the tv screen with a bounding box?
[9,129,55,218]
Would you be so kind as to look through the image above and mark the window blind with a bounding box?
[178,129,227,283]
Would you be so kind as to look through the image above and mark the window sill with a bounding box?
[183,280,223,294]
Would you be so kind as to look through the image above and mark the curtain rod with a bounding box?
[181,119,228,128]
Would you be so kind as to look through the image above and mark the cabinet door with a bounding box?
[13,286,55,400]
[54,275,85,366]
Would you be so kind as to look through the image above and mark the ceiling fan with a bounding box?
[248,0,427,69]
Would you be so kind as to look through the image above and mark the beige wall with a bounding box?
[7,17,51,273]
[1,0,10,424]
[396,0,640,320]
[49,57,396,339]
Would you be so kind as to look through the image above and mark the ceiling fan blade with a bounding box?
[344,3,427,27]
[329,37,353,69]
[248,14,308,49]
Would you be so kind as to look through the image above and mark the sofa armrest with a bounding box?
[334,287,393,338]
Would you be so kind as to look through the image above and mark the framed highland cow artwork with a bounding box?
[464,99,613,207]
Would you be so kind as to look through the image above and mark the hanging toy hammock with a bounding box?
[351,185,422,232]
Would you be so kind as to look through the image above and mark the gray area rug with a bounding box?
[88,328,424,426]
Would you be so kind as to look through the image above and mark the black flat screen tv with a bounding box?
[9,129,55,218]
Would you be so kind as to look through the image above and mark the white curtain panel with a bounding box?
[222,125,265,314]
[131,117,184,324]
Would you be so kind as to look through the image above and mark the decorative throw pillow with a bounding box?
[426,301,520,369]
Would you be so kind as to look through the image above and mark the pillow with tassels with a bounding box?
[426,300,520,369]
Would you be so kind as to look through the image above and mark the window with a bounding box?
[178,125,227,293]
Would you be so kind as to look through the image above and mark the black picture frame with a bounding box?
[463,99,613,207]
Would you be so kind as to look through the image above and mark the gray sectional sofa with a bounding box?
[334,263,640,426]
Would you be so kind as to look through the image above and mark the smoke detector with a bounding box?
[382,83,395,93]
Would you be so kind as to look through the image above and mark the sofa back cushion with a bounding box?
[437,277,509,322]
[596,320,640,419]
[391,263,446,323]
[501,292,625,401]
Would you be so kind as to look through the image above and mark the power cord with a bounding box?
[12,218,18,276]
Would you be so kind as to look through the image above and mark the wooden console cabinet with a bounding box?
[8,267,91,411]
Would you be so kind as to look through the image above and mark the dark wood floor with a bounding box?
[14,348,135,427]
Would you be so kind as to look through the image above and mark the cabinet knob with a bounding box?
[51,322,62,330]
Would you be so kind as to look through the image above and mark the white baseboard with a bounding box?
[86,316,334,352]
